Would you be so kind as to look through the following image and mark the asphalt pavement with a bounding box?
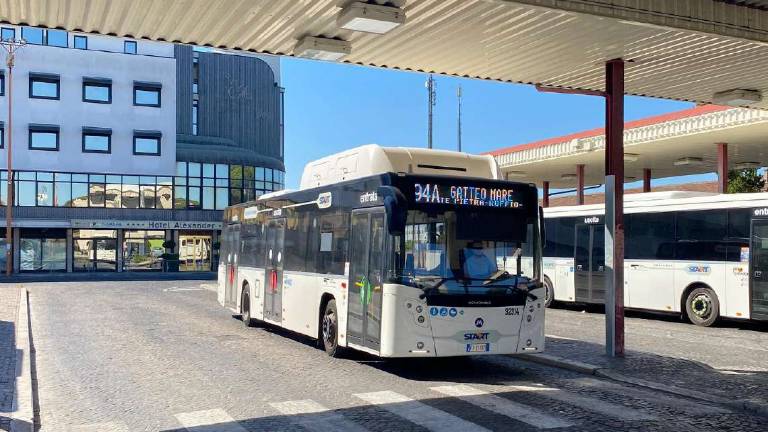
[15,280,767,431]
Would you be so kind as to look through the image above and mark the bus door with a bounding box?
[750,219,768,320]
[224,224,240,309]
[264,218,285,323]
[574,223,606,303]
[347,209,386,350]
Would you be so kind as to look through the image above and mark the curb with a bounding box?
[518,353,768,419]
[10,289,34,432]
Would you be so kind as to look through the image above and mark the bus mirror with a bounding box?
[378,186,407,235]
[539,206,546,245]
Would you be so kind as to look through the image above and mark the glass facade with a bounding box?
[73,229,117,272]
[0,165,283,209]
[19,229,66,272]
[179,234,212,271]
[123,230,165,271]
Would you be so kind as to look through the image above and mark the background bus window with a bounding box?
[544,217,576,258]
[317,212,348,275]
[625,213,675,260]
[676,211,727,261]
[284,211,309,272]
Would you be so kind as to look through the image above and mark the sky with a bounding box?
[281,57,700,191]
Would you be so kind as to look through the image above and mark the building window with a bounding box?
[46,29,67,47]
[133,131,161,156]
[82,128,112,153]
[1,28,15,42]
[73,35,88,50]
[29,74,60,100]
[0,72,5,96]
[21,27,43,45]
[133,82,161,107]
[192,101,199,135]
[82,78,112,103]
[124,40,137,54]
[0,124,4,149]
[29,125,59,151]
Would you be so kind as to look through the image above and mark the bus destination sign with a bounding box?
[413,182,523,208]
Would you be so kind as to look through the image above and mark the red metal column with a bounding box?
[643,168,651,193]
[576,164,585,205]
[542,181,550,208]
[717,143,728,193]
[605,59,624,357]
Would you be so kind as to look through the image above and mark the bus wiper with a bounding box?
[482,270,514,285]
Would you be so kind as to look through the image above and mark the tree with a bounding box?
[727,168,765,193]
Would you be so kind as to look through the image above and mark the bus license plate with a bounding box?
[466,343,490,353]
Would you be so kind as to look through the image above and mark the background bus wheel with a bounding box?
[543,277,554,308]
[242,289,255,327]
[685,287,719,327]
[322,299,342,357]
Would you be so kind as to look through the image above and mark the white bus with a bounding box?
[542,191,768,326]
[218,145,546,358]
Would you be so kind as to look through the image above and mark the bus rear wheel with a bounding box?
[321,299,342,357]
[543,277,554,308]
[242,289,255,328]
[685,287,719,327]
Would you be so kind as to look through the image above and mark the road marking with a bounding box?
[573,377,730,415]
[503,383,656,420]
[66,422,130,432]
[354,390,491,432]
[175,409,248,432]
[270,399,368,432]
[164,287,205,292]
[431,384,573,429]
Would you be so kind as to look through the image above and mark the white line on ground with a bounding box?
[174,409,248,432]
[354,390,491,432]
[431,384,573,429]
[270,400,368,432]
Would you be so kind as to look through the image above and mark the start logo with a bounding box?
[686,265,711,274]
[464,332,490,341]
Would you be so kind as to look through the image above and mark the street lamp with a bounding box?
[0,38,25,276]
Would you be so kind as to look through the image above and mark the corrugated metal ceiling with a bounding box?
[2,0,768,107]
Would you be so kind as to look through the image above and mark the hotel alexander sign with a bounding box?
[71,220,223,230]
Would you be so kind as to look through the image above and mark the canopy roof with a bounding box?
[4,1,768,107]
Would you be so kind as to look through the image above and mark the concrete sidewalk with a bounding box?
[520,312,768,418]
[0,286,20,431]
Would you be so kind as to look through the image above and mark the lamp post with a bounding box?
[0,38,25,276]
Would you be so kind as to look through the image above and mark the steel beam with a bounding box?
[643,168,651,192]
[542,181,550,208]
[576,164,585,205]
[604,59,624,357]
[717,142,728,193]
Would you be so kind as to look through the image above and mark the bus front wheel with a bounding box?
[685,287,719,327]
[321,299,343,357]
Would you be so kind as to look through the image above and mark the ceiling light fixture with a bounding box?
[338,1,406,34]
[712,88,762,107]
[734,161,761,170]
[624,153,640,162]
[673,157,705,167]
[561,173,577,180]
[505,171,527,179]
[294,36,351,61]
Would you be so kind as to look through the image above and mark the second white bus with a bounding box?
[542,191,768,326]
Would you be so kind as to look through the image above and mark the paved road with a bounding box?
[25,281,766,431]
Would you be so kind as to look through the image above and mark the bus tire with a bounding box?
[321,299,343,357]
[685,286,719,327]
[241,286,255,328]
[543,276,554,308]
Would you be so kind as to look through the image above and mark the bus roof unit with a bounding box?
[299,144,500,190]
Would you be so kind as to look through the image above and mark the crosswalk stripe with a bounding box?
[270,399,369,432]
[503,383,657,421]
[175,409,248,432]
[572,377,730,415]
[66,422,130,432]
[431,384,574,429]
[354,390,491,432]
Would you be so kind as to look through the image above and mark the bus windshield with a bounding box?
[390,209,538,295]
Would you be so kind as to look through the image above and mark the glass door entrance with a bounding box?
[750,219,768,320]
[73,229,117,272]
[179,234,212,271]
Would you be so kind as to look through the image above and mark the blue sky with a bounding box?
[282,57,698,190]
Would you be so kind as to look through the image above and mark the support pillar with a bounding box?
[542,181,550,208]
[66,228,73,273]
[576,164,585,205]
[116,229,124,272]
[604,59,625,358]
[12,227,19,273]
[717,143,728,193]
[643,168,651,193]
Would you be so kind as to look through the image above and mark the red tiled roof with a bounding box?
[487,104,730,156]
